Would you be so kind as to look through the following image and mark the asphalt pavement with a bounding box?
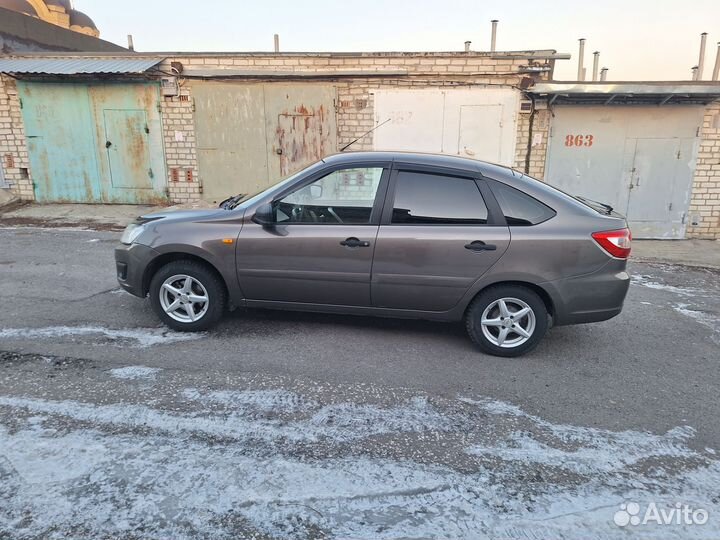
[1,226,719,539]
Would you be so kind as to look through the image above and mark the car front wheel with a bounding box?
[149,260,226,332]
[465,285,548,357]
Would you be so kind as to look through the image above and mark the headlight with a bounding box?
[120,223,146,245]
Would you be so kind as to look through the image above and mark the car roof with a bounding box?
[322,151,515,178]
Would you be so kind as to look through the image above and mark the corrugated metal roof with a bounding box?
[529,82,720,105]
[0,57,164,75]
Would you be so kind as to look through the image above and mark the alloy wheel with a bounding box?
[159,274,210,323]
[480,297,536,348]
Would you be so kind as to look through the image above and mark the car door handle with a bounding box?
[465,240,497,252]
[340,237,371,248]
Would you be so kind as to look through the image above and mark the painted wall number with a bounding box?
[565,134,594,147]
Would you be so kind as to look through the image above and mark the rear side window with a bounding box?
[391,171,488,225]
[490,181,555,226]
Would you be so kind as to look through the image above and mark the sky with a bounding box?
[73,0,720,81]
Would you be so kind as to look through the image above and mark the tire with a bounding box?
[149,260,226,332]
[465,285,548,357]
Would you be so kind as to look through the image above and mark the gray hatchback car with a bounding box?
[115,152,631,357]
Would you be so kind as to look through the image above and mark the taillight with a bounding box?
[592,228,632,259]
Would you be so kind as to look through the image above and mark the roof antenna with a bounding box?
[340,118,391,151]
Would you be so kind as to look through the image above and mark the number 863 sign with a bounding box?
[565,134,594,147]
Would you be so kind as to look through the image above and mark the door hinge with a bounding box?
[681,212,687,224]
[18,98,23,109]
[157,101,162,113]
[148,168,154,179]
[676,150,681,159]
[668,202,673,211]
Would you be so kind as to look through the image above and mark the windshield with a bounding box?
[223,161,326,210]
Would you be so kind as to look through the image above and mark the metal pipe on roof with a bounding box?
[577,38,586,81]
[491,20,498,52]
[592,51,600,81]
[127,35,134,52]
[696,32,708,80]
[713,42,720,81]
[464,41,471,52]
[691,66,699,80]
[274,34,280,53]
[600,67,608,81]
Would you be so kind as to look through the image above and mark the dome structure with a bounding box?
[0,0,100,37]
[68,8,99,37]
[0,0,39,16]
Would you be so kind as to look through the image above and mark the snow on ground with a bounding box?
[632,268,720,343]
[1,386,718,539]
[0,325,204,348]
[109,366,163,380]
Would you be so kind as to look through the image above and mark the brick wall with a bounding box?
[0,75,33,199]
[4,51,555,204]
[160,90,201,203]
[159,52,552,193]
[686,102,720,239]
[514,108,550,178]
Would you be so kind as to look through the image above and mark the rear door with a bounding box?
[371,165,510,311]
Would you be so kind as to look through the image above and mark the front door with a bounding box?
[625,137,696,238]
[236,165,389,306]
[372,167,510,311]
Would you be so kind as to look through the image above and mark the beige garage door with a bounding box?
[191,82,338,204]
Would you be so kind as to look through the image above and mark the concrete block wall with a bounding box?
[160,90,201,203]
[686,102,720,239]
[0,75,33,199]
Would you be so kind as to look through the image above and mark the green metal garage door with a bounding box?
[18,82,167,204]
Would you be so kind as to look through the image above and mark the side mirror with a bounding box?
[310,184,323,199]
[252,203,275,226]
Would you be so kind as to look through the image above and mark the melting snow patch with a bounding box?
[673,303,720,341]
[182,388,317,413]
[0,391,718,539]
[109,366,162,380]
[631,275,699,296]
[0,326,204,348]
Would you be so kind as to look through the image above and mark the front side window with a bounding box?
[391,171,489,225]
[276,167,384,224]
[490,181,556,226]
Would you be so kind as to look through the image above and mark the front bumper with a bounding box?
[114,243,160,298]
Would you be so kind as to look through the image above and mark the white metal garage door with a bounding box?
[545,106,703,239]
[373,88,519,166]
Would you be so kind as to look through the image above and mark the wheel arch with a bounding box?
[142,252,229,300]
[465,280,556,321]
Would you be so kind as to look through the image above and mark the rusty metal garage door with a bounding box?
[18,82,167,204]
[190,82,337,204]
[544,106,703,239]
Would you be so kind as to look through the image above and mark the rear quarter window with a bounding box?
[489,181,556,226]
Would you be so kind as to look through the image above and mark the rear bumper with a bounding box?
[543,259,630,326]
[114,243,159,298]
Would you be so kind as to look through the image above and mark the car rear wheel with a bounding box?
[465,285,548,357]
[149,260,226,332]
